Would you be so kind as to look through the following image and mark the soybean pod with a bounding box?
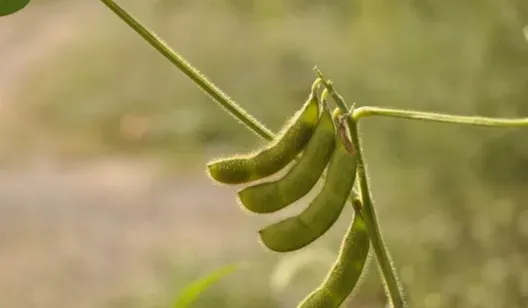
[206,89,320,185]
[258,109,358,252]
[298,210,370,308]
[237,106,336,214]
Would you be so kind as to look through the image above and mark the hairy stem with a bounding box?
[347,120,406,308]
[99,0,274,141]
[353,106,528,127]
[315,71,406,308]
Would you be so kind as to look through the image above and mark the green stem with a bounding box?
[315,72,406,308]
[98,0,275,142]
[353,106,528,127]
[348,120,406,308]
[314,67,350,112]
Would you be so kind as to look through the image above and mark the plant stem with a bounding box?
[98,0,275,142]
[315,72,406,307]
[353,106,528,127]
[347,120,406,308]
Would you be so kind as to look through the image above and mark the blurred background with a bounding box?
[0,0,527,307]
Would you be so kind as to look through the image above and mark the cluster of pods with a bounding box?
[206,80,370,307]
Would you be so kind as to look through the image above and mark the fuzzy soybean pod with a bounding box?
[206,92,320,185]
[237,106,336,214]
[258,112,358,252]
[298,211,370,308]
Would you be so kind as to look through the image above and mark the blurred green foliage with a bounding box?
[172,263,239,307]
[5,0,528,307]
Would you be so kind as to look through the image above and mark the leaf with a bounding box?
[172,263,240,308]
[524,25,528,42]
[0,0,31,17]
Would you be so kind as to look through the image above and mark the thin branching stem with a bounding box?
[353,106,528,127]
[314,69,406,308]
[99,0,275,142]
[347,121,406,308]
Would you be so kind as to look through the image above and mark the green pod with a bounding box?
[206,92,320,184]
[258,114,358,252]
[298,211,370,308]
[237,107,336,214]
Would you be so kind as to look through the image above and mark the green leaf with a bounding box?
[173,263,240,308]
[0,0,31,16]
